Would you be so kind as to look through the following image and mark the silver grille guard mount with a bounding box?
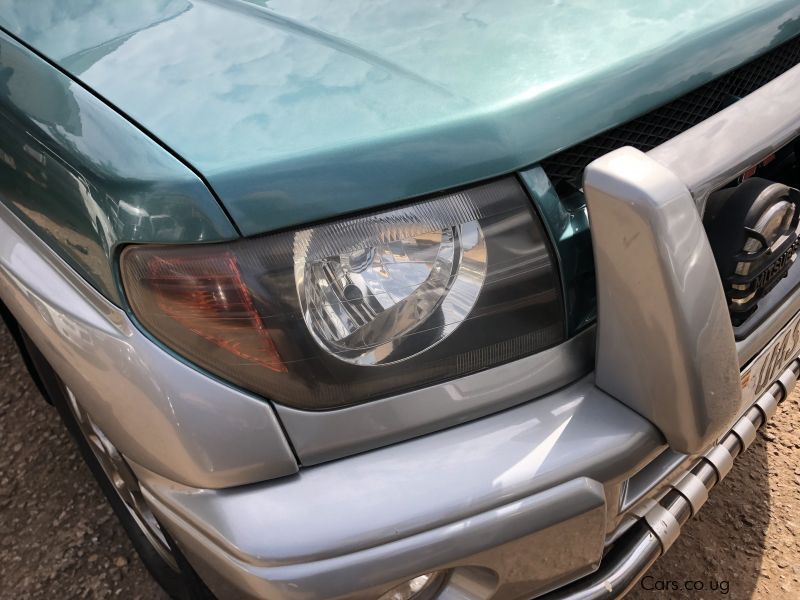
[542,365,795,599]
[545,60,800,599]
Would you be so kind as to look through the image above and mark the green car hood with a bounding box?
[2,0,800,236]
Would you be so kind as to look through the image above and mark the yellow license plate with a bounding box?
[741,311,800,404]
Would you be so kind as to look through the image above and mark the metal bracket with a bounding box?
[670,472,709,517]
[755,388,780,421]
[644,504,681,553]
[730,418,758,451]
[703,445,734,482]
[777,360,800,398]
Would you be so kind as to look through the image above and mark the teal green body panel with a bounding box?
[0,31,237,303]
[2,0,800,236]
[520,167,595,337]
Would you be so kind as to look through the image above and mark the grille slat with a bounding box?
[542,36,800,190]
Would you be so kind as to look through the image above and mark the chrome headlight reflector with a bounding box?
[295,199,487,366]
[121,178,563,410]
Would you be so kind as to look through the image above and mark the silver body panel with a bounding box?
[134,377,664,600]
[584,148,741,454]
[148,477,607,600]
[0,201,298,489]
[736,280,800,366]
[136,377,662,564]
[277,327,594,465]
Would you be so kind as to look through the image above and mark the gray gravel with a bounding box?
[0,317,797,599]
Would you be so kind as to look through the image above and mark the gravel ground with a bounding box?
[0,318,797,599]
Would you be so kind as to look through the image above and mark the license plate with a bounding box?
[741,311,800,403]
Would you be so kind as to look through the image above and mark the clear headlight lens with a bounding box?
[121,178,564,410]
[296,210,487,365]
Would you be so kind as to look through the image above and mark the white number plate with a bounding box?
[741,311,800,403]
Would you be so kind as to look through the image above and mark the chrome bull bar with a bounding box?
[560,56,800,600]
[584,62,800,456]
[543,359,797,600]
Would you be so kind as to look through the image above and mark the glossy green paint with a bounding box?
[2,1,800,237]
[520,167,595,336]
[0,32,237,303]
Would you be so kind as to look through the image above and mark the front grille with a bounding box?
[541,35,800,190]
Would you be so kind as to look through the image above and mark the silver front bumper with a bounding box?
[133,375,665,600]
[137,352,797,600]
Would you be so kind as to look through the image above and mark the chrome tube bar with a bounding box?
[542,361,797,599]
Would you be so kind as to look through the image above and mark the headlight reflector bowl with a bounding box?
[296,215,487,365]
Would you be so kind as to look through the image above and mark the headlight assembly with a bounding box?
[121,178,564,410]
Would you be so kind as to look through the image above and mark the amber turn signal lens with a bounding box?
[128,250,285,372]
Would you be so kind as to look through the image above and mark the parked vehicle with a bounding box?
[1,2,799,598]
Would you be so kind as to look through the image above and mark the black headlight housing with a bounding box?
[121,177,564,410]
